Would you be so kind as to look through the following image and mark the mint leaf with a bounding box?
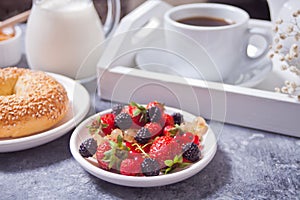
[133,109,141,117]
[103,149,112,159]
[173,155,179,163]
[164,167,172,174]
[178,155,183,163]
[164,160,173,167]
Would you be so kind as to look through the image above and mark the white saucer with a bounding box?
[0,73,90,153]
[135,47,272,88]
[224,55,272,87]
[135,49,204,80]
[70,106,217,187]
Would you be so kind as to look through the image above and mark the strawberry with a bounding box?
[123,102,147,128]
[149,136,181,167]
[193,135,200,145]
[174,132,199,146]
[100,113,115,135]
[87,114,115,137]
[120,158,143,176]
[146,101,165,112]
[96,141,111,170]
[96,136,129,171]
[144,122,162,138]
[161,113,175,127]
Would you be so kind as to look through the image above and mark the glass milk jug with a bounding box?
[26,0,120,80]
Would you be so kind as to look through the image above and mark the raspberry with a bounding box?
[141,158,160,176]
[115,113,132,130]
[79,138,97,158]
[182,143,200,162]
[134,127,152,144]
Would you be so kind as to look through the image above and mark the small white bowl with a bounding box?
[0,25,22,67]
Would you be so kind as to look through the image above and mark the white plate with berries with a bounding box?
[70,101,217,187]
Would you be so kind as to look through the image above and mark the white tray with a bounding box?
[96,1,300,138]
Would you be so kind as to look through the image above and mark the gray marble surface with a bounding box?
[1,119,299,199]
[0,24,300,200]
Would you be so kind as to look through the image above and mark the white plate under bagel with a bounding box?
[69,106,217,187]
[0,72,90,152]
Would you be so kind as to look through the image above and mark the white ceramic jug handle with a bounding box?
[103,0,121,37]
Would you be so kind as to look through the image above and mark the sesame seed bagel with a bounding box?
[0,67,69,138]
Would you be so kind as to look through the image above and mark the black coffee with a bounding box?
[177,16,234,27]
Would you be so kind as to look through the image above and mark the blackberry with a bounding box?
[79,138,98,158]
[147,106,162,123]
[172,112,184,125]
[141,158,160,176]
[182,143,200,162]
[134,127,152,144]
[111,104,124,116]
[115,113,132,130]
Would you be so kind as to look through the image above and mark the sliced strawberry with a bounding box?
[120,158,143,176]
[149,136,181,167]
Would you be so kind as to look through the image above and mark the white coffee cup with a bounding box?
[164,3,272,82]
